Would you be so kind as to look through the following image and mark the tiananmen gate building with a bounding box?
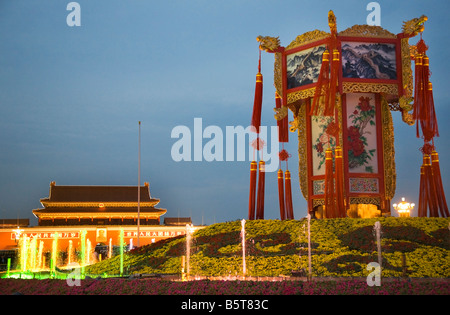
[0,182,199,261]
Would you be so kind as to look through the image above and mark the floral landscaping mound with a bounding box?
[85,217,450,278]
[0,278,449,295]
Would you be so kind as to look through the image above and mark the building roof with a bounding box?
[41,181,158,204]
[33,182,167,220]
[0,219,30,228]
[163,217,192,226]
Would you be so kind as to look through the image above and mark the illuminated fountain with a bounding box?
[185,224,194,280]
[108,238,112,259]
[51,232,58,275]
[29,237,37,272]
[80,230,86,276]
[67,240,74,266]
[119,228,124,276]
[15,235,42,277]
[19,236,29,273]
[86,239,92,265]
[241,219,246,278]
[37,241,44,270]
[6,258,11,277]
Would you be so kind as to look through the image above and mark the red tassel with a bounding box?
[420,154,439,217]
[418,165,427,217]
[324,148,336,218]
[310,49,330,116]
[285,170,294,220]
[276,92,289,142]
[251,50,263,133]
[431,150,449,217]
[248,161,257,220]
[324,49,340,116]
[423,82,439,140]
[334,146,345,217]
[256,161,265,219]
[310,31,340,117]
[277,169,286,220]
[413,38,439,142]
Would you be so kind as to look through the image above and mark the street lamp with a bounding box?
[393,198,415,217]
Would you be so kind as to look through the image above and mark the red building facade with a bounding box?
[0,182,197,252]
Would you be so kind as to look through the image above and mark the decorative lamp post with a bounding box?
[393,198,415,217]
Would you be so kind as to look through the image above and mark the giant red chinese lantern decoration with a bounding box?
[249,11,447,219]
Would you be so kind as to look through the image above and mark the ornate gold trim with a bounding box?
[286,30,330,51]
[287,87,317,104]
[380,96,396,200]
[274,52,283,97]
[297,103,308,200]
[338,25,396,38]
[312,199,324,208]
[349,197,381,206]
[401,37,414,99]
[342,82,398,95]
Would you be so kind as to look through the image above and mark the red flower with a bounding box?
[316,142,324,153]
[347,126,364,157]
[358,96,372,112]
[348,126,360,140]
[351,139,364,157]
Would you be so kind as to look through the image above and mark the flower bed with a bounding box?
[83,217,450,278]
[0,278,448,295]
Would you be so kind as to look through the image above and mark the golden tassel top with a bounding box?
[278,169,283,179]
[285,170,291,179]
[423,154,431,166]
[431,150,439,162]
[259,160,265,172]
[415,54,423,66]
[325,148,333,160]
[332,49,340,62]
[256,73,263,83]
[322,50,330,62]
[335,146,343,158]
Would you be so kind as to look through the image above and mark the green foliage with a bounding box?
[85,217,450,278]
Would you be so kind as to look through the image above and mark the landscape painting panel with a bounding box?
[287,44,326,89]
[341,41,397,80]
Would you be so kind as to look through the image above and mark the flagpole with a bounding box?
[137,121,141,248]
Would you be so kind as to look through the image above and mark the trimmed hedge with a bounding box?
[85,217,450,278]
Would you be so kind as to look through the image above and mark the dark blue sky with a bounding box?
[1,0,449,225]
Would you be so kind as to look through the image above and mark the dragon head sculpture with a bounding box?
[256,35,281,52]
[402,15,427,37]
